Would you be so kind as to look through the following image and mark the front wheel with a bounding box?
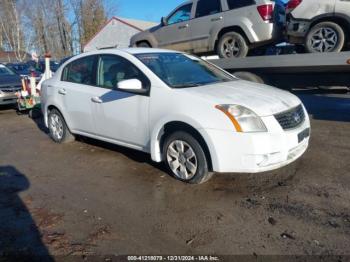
[305,22,345,53]
[137,41,151,48]
[163,131,213,184]
[217,32,249,58]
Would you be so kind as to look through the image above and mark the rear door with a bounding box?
[189,0,224,53]
[154,3,194,52]
[59,55,97,134]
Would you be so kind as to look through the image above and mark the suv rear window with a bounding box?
[227,0,256,10]
[196,0,222,18]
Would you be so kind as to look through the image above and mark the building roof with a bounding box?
[83,17,158,51]
[118,17,158,31]
[0,51,30,63]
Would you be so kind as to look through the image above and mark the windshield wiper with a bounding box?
[171,83,203,88]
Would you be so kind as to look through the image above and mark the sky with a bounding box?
[113,0,185,22]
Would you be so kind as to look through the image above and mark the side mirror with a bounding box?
[161,17,168,26]
[117,79,145,93]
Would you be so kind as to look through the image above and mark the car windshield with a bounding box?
[0,65,16,76]
[135,53,236,88]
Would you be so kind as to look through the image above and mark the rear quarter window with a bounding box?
[227,0,256,10]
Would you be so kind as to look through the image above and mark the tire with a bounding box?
[233,71,265,84]
[163,131,213,184]
[217,32,249,58]
[305,21,345,53]
[48,109,75,143]
[137,41,151,48]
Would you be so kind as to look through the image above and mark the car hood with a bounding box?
[0,75,22,88]
[181,80,302,116]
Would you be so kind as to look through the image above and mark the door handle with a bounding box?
[211,16,223,22]
[178,24,189,29]
[58,89,67,95]
[91,97,103,104]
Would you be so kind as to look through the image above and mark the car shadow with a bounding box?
[291,88,350,122]
[0,166,53,261]
[76,136,169,173]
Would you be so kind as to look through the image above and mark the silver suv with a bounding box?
[286,0,350,53]
[130,0,278,58]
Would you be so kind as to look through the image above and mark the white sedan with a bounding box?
[41,48,310,184]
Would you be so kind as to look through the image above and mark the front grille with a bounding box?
[0,87,21,93]
[274,105,305,130]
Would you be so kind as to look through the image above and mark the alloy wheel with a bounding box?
[49,113,64,140]
[222,37,241,58]
[310,27,338,53]
[166,140,198,180]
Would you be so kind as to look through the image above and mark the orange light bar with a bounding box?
[215,105,243,132]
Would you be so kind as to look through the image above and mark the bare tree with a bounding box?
[0,0,27,61]
[70,0,107,52]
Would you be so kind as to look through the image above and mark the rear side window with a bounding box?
[196,0,222,18]
[62,56,96,85]
[227,0,256,10]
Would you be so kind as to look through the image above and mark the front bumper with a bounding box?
[201,114,311,173]
[0,91,18,105]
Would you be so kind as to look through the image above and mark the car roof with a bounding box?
[121,48,181,55]
[83,48,181,57]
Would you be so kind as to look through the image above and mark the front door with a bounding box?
[154,3,193,52]
[91,54,150,150]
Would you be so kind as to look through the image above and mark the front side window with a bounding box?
[195,0,221,18]
[62,56,95,85]
[167,4,193,25]
[96,55,149,90]
[227,0,256,10]
[135,53,236,88]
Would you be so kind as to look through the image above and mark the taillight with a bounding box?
[286,0,302,13]
[257,4,274,22]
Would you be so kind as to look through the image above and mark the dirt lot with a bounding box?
[0,89,349,260]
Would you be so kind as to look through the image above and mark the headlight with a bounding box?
[216,105,267,132]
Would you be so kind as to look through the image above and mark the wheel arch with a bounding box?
[151,121,214,171]
[213,25,252,50]
[309,14,350,37]
[46,104,72,132]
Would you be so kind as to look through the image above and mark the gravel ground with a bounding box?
[0,89,349,261]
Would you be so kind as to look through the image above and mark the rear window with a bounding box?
[195,0,222,18]
[227,0,256,10]
[62,56,96,85]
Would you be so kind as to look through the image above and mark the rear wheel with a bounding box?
[137,41,151,48]
[48,109,75,143]
[163,131,213,184]
[217,32,249,58]
[305,21,345,53]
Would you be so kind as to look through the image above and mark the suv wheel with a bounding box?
[305,22,345,53]
[163,131,213,184]
[48,109,75,143]
[217,32,249,58]
[137,42,151,48]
